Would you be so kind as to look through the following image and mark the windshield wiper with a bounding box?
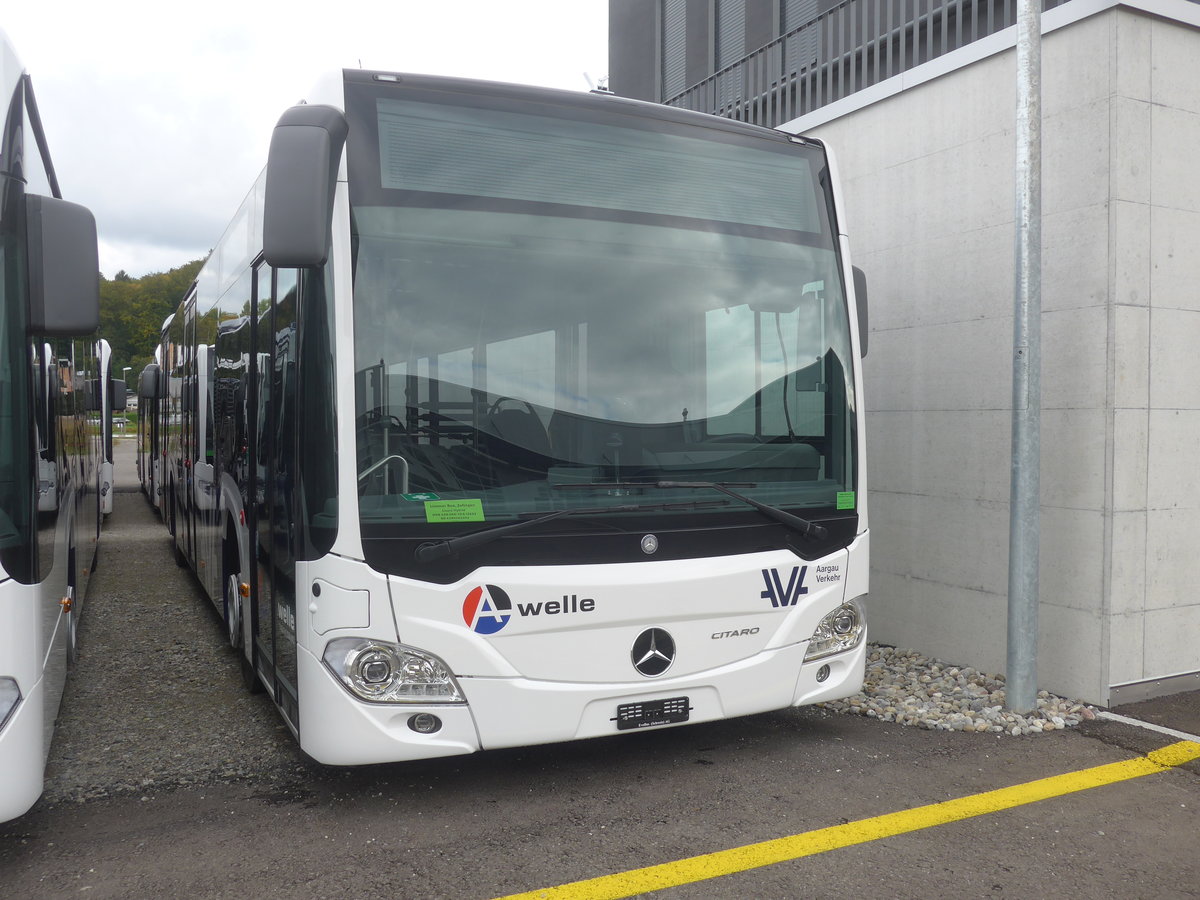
[554,480,830,541]
[413,500,729,563]
[654,481,829,541]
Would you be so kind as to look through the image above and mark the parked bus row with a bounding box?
[0,30,108,823]
[138,69,872,765]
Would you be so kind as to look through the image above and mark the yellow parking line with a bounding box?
[495,740,1200,900]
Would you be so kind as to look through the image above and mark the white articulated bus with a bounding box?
[96,338,119,518]
[159,70,870,765]
[0,30,102,821]
[136,350,165,515]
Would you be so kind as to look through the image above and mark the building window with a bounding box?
[662,0,688,99]
[715,0,747,69]
[783,0,819,73]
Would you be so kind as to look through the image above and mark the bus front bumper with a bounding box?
[296,636,866,766]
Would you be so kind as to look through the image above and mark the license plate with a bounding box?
[615,696,691,731]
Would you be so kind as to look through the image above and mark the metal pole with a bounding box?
[1006,0,1042,713]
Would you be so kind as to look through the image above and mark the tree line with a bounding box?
[99,258,204,387]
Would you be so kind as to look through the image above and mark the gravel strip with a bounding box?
[821,644,1098,735]
[41,452,319,806]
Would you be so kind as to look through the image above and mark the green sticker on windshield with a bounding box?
[403,492,440,502]
[836,491,856,510]
[425,499,485,523]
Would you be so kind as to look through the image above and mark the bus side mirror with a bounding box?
[25,195,100,336]
[139,364,162,400]
[263,104,349,268]
[87,379,103,411]
[111,379,128,411]
[853,266,868,358]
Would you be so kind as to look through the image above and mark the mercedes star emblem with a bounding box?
[631,627,676,677]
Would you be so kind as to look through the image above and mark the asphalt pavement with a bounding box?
[0,436,1196,899]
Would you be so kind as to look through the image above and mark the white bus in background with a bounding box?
[95,338,121,518]
[159,70,870,765]
[136,345,166,515]
[0,30,102,821]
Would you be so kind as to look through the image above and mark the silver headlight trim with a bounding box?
[322,637,466,705]
[804,597,867,662]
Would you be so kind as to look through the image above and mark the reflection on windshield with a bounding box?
[352,208,854,526]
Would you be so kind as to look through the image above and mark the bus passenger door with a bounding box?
[271,269,298,726]
[250,264,299,729]
[252,265,274,699]
[182,304,197,564]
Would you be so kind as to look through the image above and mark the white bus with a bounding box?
[95,338,121,518]
[136,351,165,515]
[0,30,102,821]
[159,70,870,765]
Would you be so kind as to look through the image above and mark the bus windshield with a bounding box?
[347,83,856,536]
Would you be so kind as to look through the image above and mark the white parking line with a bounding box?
[1095,710,1200,744]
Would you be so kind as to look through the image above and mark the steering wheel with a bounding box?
[356,408,404,431]
[487,396,538,418]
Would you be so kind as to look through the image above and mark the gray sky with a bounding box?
[4,0,608,278]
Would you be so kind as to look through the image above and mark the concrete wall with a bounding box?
[1115,6,1200,699]
[786,3,1200,704]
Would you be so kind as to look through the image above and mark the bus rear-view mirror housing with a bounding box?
[853,266,868,357]
[139,364,163,399]
[262,104,349,268]
[745,268,867,357]
[111,379,127,411]
[25,194,100,335]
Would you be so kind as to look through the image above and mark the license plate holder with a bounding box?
[614,696,691,731]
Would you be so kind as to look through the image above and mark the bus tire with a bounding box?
[239,641,264,694]
[222,536,242,649]
[66,587,78,667]
[225,576,241,649]
[227,554,265,695]
[66,544,78,667]
[170,497,186,568]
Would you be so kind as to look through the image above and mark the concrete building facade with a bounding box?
[608,0,1200,705]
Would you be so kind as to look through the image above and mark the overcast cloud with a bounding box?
[4,0,608,278]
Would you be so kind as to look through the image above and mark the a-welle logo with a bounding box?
[462,586,596,634]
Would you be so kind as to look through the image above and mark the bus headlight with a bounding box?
[0,677,22,730]
[322,638,466,704]
[803,598,866,661]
